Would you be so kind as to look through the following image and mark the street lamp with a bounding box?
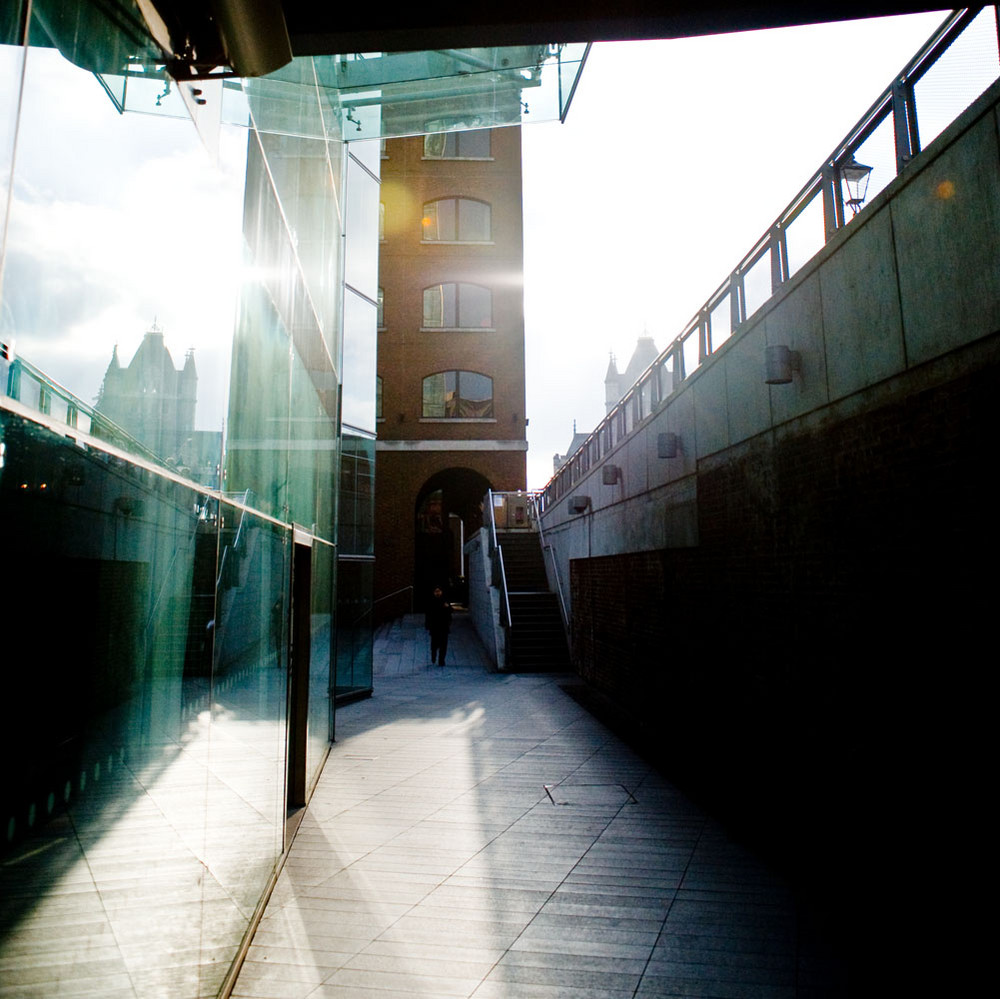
[842,154,873,215]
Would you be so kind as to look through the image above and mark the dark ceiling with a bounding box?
[280,2,950,55]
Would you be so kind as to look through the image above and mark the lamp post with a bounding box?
[841,154,873,215]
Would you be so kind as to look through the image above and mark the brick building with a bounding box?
[375,126,527,616]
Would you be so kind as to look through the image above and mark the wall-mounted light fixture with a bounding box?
[568,495,590,514]
[764,344,801,385]
[657,432,679,458]
[602,465,621,485]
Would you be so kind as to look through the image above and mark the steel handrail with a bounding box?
[486,489,512,630]
[373,584,414,612]
[531,492,569,635]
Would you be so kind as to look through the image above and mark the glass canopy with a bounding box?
[97,44,590,142]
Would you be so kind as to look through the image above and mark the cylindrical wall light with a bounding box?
[764,344,801,384]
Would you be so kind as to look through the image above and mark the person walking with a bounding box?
[425,585,453,666]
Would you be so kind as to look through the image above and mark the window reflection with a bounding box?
[423,129,491,158]
[421,197,491,241]
[422,370,494,418]
[422,282,492,328]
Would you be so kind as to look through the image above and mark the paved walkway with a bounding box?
[231,614,845,998]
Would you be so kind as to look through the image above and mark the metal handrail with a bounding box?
[486,489,512,630]
[541,7,998,509]
[373,584,414,612]
[531,492,569,634]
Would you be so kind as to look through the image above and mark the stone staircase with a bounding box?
[496,530,571,672]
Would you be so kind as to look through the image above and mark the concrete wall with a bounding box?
[536,80,1000,925]
[541,79,1000,627]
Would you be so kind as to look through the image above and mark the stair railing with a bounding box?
[530,491,570,638]
[486,490,513,667]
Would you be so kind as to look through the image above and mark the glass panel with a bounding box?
[210,501,291,920]
[423,283,450,326]
[710,298,731,351]
[455,371,493,417]
[317,47,571,140]
[784,190,825,279]
[913,9,1000,149]
[3,45,244,478]
[0,30,26,272]
[658,356,675,401]
[0,411,288,998]
[850,113,896,211]
[459,283,492,327]
[306,537,335,790]
[424,129,492,157]
[342,289,377,433]
[226,277,292,520]
[345,147,379,300]
[335,557,374,698]
[338,433,375,556]
[681,329,700,380]
[287,344,337,540]
[742,252,773,322]
[377,286,384,328]
[640,377,653,418]
[422,372,447,417]
[458,198,491,240]
[422,198,491,241]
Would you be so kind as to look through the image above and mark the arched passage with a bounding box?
[413,467,492,608]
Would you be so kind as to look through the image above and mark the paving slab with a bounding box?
[231,614,846,998]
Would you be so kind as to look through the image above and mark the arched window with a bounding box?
[421,198,491,242]
[422,283,492,329]
[423,130,491,159]
[422,371,493,419]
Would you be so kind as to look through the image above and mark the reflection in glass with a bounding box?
[424,128,491,158]
[423,282,493,329]
[422,370,494,418]
[422,197,492,241]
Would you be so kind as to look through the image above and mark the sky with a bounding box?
[3,8,981,488]
[520,10,952,488]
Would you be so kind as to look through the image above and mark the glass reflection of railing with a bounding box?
[539,8,999,514]
[2,352,161,464]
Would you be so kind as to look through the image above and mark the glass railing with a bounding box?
[539,7,999,513]
[3,349,161,463]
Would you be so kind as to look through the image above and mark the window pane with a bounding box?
[457,130,490,157]
[458,199,490,240]
[421,200,440,239]
[457,283,491,327]
[422,284,448,327]
[460,371,492,401]
[424,132,448,157]
[422,373,446,416]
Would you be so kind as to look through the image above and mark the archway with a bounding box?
[413,467,492,609]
